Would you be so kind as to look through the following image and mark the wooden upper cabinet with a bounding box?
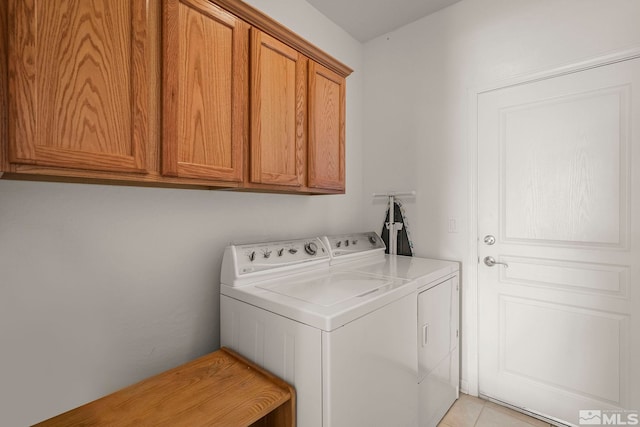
[250,29,306,187]
[308,61,346,191]
[7,0,149,173]
[162,0,248,182]
[2,0,352,192]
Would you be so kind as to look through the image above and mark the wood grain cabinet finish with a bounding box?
[1,0,351,193]
[7,0,149,173]
[162,0,248,182]
[250,29,306,187]
[308,61,346,191]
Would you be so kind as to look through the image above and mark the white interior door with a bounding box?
[478,57,640,426]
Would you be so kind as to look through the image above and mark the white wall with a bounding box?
[362,0,640,393]
[7,0,640,424]
[0,1,363,425]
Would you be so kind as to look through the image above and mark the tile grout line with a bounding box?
[472,401,488,427]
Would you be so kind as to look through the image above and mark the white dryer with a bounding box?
[324,232,460,427]
[220,235,418,427]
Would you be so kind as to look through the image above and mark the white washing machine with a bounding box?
[220,234,419,427]
[324,233,460,427]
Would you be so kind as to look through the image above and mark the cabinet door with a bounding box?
[250,29,306,187]
[8,0,148,173]
[163,0,248,182]
[308,62,345,191]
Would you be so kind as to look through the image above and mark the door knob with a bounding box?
[483,235,496,245]
[484,256,508,268]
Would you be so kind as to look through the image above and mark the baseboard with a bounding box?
[460,379,470,395]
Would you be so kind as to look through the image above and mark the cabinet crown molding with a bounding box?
[212,0,353,78]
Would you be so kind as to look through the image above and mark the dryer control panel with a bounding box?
[324,232,386,262]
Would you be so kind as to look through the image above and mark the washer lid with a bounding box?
[221,268,414,331]
[257,271,394,307]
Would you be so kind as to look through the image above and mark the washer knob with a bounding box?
[277,248,284,257]
[289,248,298,254]
[248,251,256,261]
[336,241,342,248]
[368,236,377,245]
[304,242,318,255]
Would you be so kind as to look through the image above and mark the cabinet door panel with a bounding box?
[308,62,345,191]
[163,0,247,182]
[8,0,148,173]
[250,29,305,186]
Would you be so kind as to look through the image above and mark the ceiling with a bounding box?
[305,0,463,42]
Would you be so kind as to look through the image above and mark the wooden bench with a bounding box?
[34,347,295,426]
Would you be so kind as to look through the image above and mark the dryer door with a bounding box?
[418,278,453,382]
[418,277,458,427]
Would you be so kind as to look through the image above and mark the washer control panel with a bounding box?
[325,232,386,258]
[233,237,329,275]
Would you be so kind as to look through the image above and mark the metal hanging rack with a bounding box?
[372,191,416,255]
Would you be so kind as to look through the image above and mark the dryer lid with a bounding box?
[257,271,394,307]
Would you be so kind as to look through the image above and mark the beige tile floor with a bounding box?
[438,394,552,427]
